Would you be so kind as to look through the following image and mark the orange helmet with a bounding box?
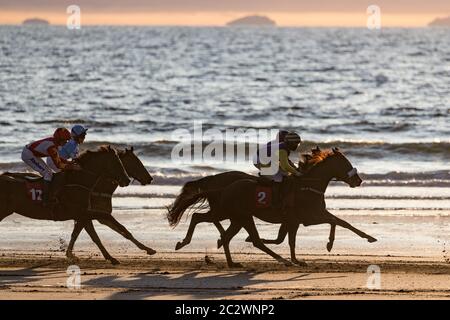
[53,128,71,145]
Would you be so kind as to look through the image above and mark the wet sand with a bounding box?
[0,203,449,299]
[1,251,449,300]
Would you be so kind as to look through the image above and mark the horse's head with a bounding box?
[328,147,362,187]
[301,147,362,188]
[119,147,153,185]
[78,146,131,187]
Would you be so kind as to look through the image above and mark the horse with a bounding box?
[0,146,132,264]
[167,148,377,267]
[168,147,369,253]
[65,147,157,263]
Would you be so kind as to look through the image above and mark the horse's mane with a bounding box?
[299,149,336,173]
[77,145,115,162]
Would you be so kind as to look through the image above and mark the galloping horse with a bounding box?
[65,147,157,263]
[0,146,133,264]
[168,148,377,267]
[168,148,372,254]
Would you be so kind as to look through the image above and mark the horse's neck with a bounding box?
[78,155,104,176]
[303,164,333,192]
[93,177,119,194]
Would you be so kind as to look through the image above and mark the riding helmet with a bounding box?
[71,125,88,138]
[53,128,71,143]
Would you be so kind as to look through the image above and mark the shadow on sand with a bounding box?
[82,270,347,299]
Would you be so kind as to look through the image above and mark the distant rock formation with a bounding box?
[428,16,450,27]
[226,15,276,27]
[22,18,50,26]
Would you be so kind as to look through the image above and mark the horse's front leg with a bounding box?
[84,220,119,265]
[326,210,377,243]
[97,215,156,256]
[66,220,85,261]
[327,224,336,252]
[288,222,306,266]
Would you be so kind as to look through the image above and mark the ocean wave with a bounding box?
[80,139,450,159]
[1,158,448,188]
[145,169,450,187]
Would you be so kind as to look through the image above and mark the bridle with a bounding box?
[293,167,359,196]
[347,167,358,178]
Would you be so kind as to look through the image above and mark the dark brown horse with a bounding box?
[0,146,133,264]
[169,148,368,253]
[168,148,377,267]
[65,147,157,263]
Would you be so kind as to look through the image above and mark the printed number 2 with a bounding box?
[257,191,266,204]
[31,189,43,201]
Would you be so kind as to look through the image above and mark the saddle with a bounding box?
[254,176,293,210]
[2,172,43,183]
[2,172,65,205]
[1,172,111,214]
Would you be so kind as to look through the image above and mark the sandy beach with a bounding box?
[1,191,449,300]
[1,251,449,300]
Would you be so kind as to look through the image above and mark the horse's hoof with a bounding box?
[229,262,243,268]
[292,259,308,267]
[66,254,79,262]
[367,236,377,243]
[326,242,333,252]
[279,259,293,267]
[146,248,157,255]
[217,239,223,249]
[245,236,252,243]
[110,258,120,265]
[175,242,184,251]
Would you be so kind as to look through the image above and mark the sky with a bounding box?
[1,0,449,26]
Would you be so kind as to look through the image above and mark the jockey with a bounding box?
[253,130,289,171]
[47,125,88,172]
[21,128,78,205]
[278,132,303,180]
[253,131,302,208]
[253,130,302,182]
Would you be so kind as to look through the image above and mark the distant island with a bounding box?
[226,15,276,27]
[428,16,450,26]
[22,18,50,26]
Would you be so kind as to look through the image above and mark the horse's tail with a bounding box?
[167,177,219,227]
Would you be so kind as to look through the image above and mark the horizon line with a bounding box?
[1,23,440,28]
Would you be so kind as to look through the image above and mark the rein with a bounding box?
[298,187,324,195]
[293,166,358,196]
[64,168,118,201]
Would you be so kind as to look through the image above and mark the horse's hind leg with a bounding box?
[327,211,377,243]
[327,224,336,252]
[0,211,12,223]
[220,221,242,268]
[245,223,288,245]
[97,216,156,256]
[176,211,215,250]
[287,222,307,266]
[84,220,119,265]
[66,220,86,261]
[242,217,292,266]
[0,193,12,222]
